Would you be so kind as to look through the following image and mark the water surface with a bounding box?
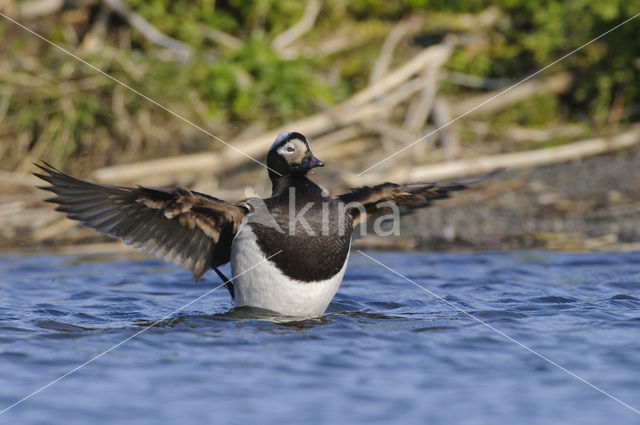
[0,250,639,424]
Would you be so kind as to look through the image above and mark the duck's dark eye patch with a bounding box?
[287,146,294,152]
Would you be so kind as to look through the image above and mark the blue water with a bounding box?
[0,250,639,424]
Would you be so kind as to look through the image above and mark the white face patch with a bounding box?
[276,138,307,162]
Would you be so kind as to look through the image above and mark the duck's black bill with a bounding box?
[301,155,324,169]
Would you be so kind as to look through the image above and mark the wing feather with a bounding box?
[34,162,247,281]
[337,174,492,226]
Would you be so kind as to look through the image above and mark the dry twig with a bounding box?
[272,0,321,56]
[93,40,455,183]
[369,17,422,84]
[431,97,460,160]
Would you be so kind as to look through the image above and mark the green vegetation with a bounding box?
[1,0,639,171]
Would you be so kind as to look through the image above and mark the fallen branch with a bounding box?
[451,72,572,117]
[369,17,422,84]
[431,97,460,160]
[92,151,221,184]
[347,37,455,107]
[0,170,40,187]
[396,125,640,182]
[0,205,58,228]
[403,69,437,132]
[502,124,584,143]
[32,217,77,241]
[272,0,321,54]
[311,126,361,148]
[91,78,422,184]
[93,39,455,183]
[362,120,416,146]
[315,139,368,162]
[17,0,65,19]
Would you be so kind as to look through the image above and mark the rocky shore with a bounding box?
[369,146,640,252]
[2,146,639,255]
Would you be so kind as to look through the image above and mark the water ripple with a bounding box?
[0,250,639,424]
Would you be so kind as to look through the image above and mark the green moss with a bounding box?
[492,95,561,132]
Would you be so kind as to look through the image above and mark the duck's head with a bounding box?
[266,131,324,179]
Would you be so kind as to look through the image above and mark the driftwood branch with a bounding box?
[403,69,437,132]
[396,125,640,182]
[362,120,417,148]
[431,97,459,160]
[311,126,361,148]
[369,17,422,85]
[502,124,584,143]
[91,77,424,184]
[0,170,40,187]
[272,0,321,54]
[17,0,65,19]
[347,37,456,107]
[451,72,572,117]
[15,0,102,19]
[93,41,455,183]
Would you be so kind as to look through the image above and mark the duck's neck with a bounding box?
[270,174,314,197]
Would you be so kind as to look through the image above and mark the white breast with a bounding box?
[230,224,350,317]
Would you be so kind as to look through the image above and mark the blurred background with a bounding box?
[1,0,640,252]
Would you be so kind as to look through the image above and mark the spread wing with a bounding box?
[34,162,247,281]
[337,177,483,226]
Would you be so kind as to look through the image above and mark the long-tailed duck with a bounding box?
[35,131,477,317]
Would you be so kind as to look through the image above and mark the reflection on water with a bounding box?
[0,250,639,424]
